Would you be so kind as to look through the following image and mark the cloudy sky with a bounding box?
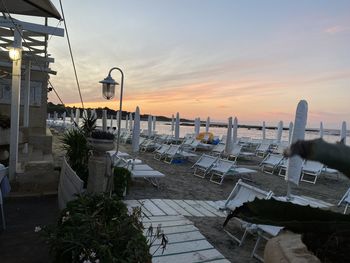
[43,0,350,128]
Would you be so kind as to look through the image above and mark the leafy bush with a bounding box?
[61,129,89,186]
[91,130,115,140]
[40,194,152,263]
[81,112,97,137]
[113,167,131,198]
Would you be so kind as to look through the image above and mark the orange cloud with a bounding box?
[324,25,348,34]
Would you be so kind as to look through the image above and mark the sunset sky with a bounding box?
[44,0,349,128]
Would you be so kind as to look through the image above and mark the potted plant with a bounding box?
[113,167,131,198]
[88,130,115,154]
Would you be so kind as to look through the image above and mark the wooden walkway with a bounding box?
[124,199,230,263]
[124,199,226,217]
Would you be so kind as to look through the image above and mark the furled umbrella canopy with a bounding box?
[276,120,283,143]
[175,112,180,140]
[75,109,80,127]
[125,114,129,130]
[102,110,107,132]
[70,109,74,123]
[262,121,266,140]
[225,117,233,154]
[194,117,201,136]
[171,114,175,134]
[340,121,347,144]
[109,115,114,130]
[319,122,324,139]
[62,112,66,127]
[205,117,210,133]
[129,113,133,131]
[288,121,294,144]
[232,117,238,143]
[152,116,156,132]
[286,100,308,186]
[148,115,153,138]
[132,107,141,153]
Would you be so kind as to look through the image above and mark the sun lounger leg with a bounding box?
[251,234,265,262]
[344,204,349,214]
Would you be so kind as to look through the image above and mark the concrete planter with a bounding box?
[87,138,115,154]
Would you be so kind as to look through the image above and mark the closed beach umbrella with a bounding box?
[175,112,180,140]
[171,114,175,133]
[288,121,294,144]
[262,121,266,140]
[132,107,141,153]
[319,122,324,139]
[195,118,200,136]
[152,116,156,132]
[276,121,283,143]
[62,112,66,127]
[109,115,114,130]
[53,111,57,122]
[225,117,233,154]
[148,115,153,137]
[75,109,80,127]
[47,113,51,120]
[341,121,347,144]
[286,100,308,186]
[232,117,238,143]
[205,117,210,132]
[70,109,74,123]
[102,110,107,131]
[125,114,129,130]
[129,113,133,131]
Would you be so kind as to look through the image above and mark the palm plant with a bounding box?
[61,128,89,186]
[81,112,97,137]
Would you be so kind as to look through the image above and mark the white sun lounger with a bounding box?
[219,179,281,261]
[154,144,171,160]
[163,145,181,164]
[208,159,236,185]
[210,143,226,156]
[260,154,284,174]
[192,154,219,178]
[255,143,271,158]
[300,160,324,184]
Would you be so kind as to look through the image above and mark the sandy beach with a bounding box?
[51,131,350,262]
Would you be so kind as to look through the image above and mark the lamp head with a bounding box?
[99,74,119,100]
[7,46,22,61]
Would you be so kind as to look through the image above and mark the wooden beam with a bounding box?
[0,17,64,37]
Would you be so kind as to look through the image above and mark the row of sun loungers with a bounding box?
[260,153,340,184]
[192,154,256,185]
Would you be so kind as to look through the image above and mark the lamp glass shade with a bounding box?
[102,83,115,100]
[8,47,21,61]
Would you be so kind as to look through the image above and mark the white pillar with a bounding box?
[9,29,22,180]
[23,60,31,154]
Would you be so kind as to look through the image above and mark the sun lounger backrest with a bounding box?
[212,143,225,153]
[194,154,218,168]
[302,160,324,174]
[230,144,242,155]
[224,179,272,210]
[166,145,180,155]
[261,154,283,165]
[156,144,170,154]
[212,159,235,173]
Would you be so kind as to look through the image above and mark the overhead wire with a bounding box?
[58,0,84,109]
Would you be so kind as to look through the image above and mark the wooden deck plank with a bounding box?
[151,199,179,216]
[143,219,193,228]
[142,215,185,223]
[151,231,206,246]
[151,239,213,256]
[183,200,217,217]
[123,200,152,217]
[173,200,205,217]
[152,248,225,263]
[194,201,226,217]
[162,199,192,216]
[139,199,166,216]
[144,224,198,235]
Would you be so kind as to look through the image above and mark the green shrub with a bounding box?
[61,129,90,186]
[113,167,131,198]
[40,194,151,263]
